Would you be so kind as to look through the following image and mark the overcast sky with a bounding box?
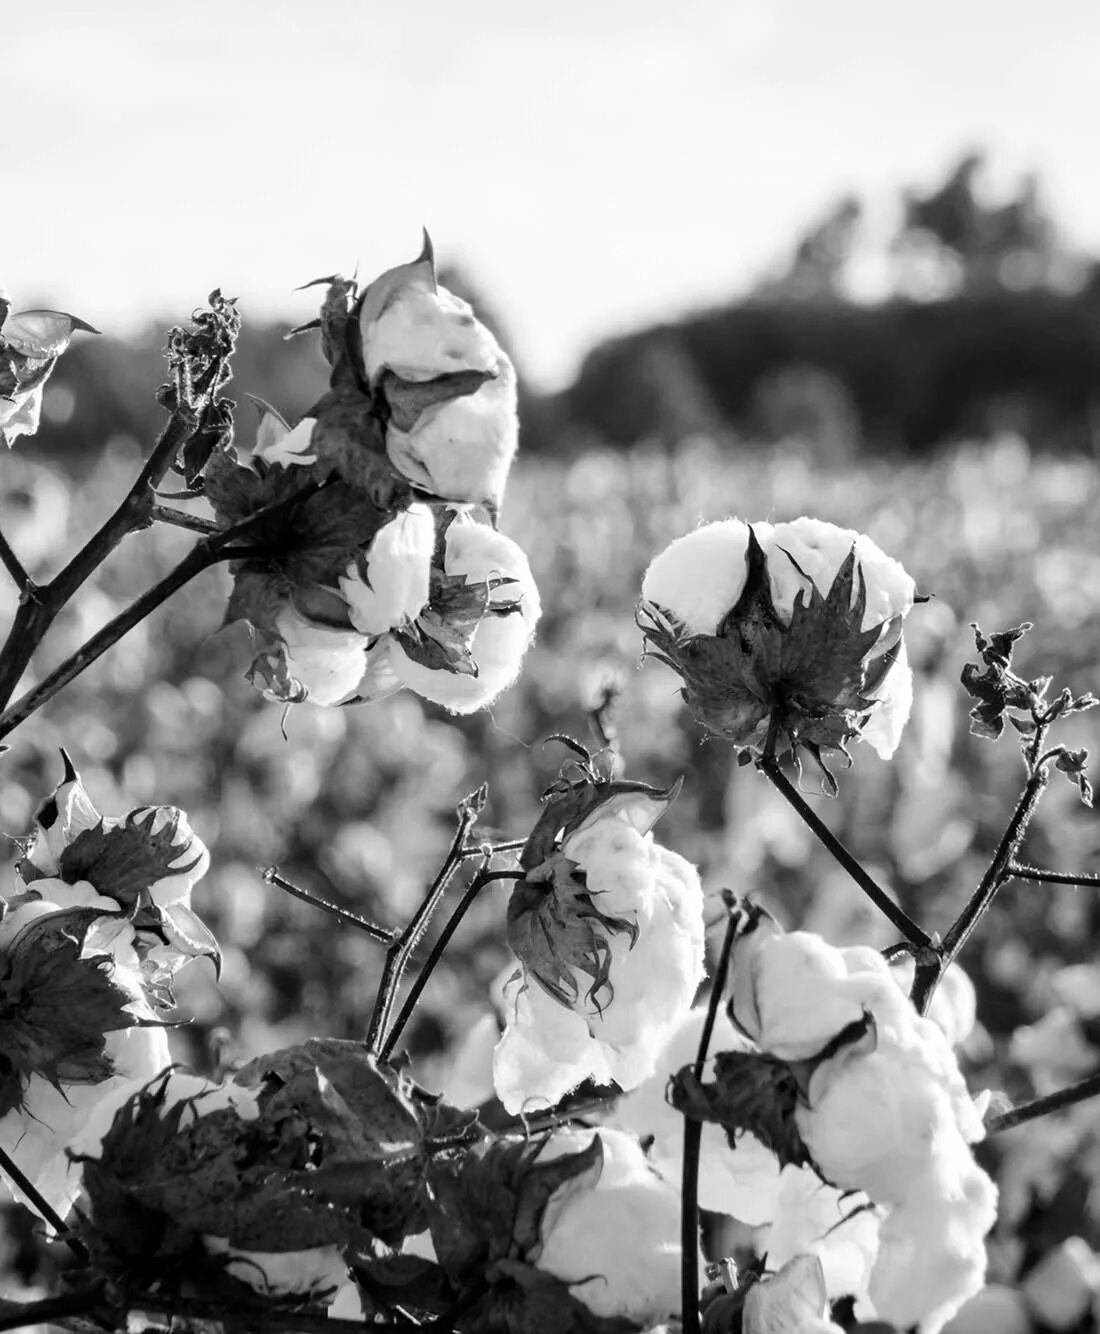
[5,0,1100,387]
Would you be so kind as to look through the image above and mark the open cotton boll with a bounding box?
[534,1128,687,1325]
[493,817,704,1113]
[269,608,367,705]
[389,519,540,714]
[339,504,435,636]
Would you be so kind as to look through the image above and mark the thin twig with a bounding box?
[380,867,520,1061]
[366,800,482,1053]
[758,756,931,948]
[986,1071,1100,1135]
[262,865,397,944]
[0,1144,88,1262]
[1007,862,1100,887]
[0,530,33,596]
[150,503,221,535]
[682,893,740,1334]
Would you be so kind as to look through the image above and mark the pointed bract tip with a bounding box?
[69,315,100,335]
[58,747,79,784]
[294,273,344,292]
[418,228,435,269]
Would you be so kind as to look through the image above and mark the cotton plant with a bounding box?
[0,259,1099,1334]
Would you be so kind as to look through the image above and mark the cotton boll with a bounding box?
[535,1128,687,1325]
[493,823,705,1113]
[390,519,540,713]
[339,504,435,636]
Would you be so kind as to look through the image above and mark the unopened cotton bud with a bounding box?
[339,503,435,635]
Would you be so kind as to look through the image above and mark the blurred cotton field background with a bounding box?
[8,0,1100,1324]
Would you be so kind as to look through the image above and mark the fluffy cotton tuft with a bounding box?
[534,1128,688,1325]
[339,504,435,636]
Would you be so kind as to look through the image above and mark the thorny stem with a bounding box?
[380,866,521,1061]
[681,892,739,1334]
[366,799,483,1053]
[758,756,931,949]
[0,1144,88,1263]
[0,529,33,596]
[986,1071,1100,1135]
[261,866,398,945]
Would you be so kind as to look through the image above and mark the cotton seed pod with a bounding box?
[384,514,540,714]
[357,238,518,513]
[639,517,916,781]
